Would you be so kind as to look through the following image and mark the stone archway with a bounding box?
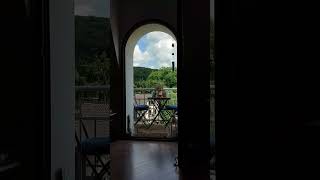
[124,23,176,135]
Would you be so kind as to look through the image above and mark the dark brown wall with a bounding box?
[216,0,320,179]
[110,0,177,66]
[117,0,177,42]
[177,0,210,176]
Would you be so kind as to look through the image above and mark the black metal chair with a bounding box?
[164,105,178,127]
[75,133,111,180]
[75,102,114,180]
[134,95,149,127]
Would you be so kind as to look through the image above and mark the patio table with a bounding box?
[147,97,171,128]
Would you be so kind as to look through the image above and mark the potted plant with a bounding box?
[153,83,166,98]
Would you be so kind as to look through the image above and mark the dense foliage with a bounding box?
[134,67,177,88]
[75,16,115,86]
[134,67,155,82]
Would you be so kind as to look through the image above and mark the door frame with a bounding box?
[120,19,178,141]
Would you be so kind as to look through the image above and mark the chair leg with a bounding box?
[134,110,144,125]
[134,110,149,127]
[97,158,110,179]
[85,156,100,177]
[164,110,176,127]
[84,154,110,180]
[98,154,111,179]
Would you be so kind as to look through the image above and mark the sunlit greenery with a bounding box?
[75,16,114,86]
[134,67,177,88]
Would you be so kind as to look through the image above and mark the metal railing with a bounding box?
[134,88,178,106]
[133,88,178,138]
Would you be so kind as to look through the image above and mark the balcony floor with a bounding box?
[133,122,177,138]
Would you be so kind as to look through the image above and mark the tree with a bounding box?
[145,67,177,88]
[76,51,111,85]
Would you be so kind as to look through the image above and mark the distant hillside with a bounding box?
[134,67,157,82]
[75,15,116,85]
[134,67,176,88]
[75,15,115,64]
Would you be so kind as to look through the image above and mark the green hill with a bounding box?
[75,16,116,85]
[134,67,157,81]
[75,15,115,64]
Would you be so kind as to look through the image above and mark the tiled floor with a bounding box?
[110,140,213,180]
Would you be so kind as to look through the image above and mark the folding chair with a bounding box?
[164,105,178,127]
[75,102,113,180]
[75,133,110,180]
[133,95,149,127]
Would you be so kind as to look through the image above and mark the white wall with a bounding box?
[125,43,134,134]
[50,0,75,179]
[125,24,176,135]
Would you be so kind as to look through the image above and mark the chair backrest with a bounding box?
[135,90,154,106]
[78,102,110,138]
[134,94,147,106]
[80,103,110,119]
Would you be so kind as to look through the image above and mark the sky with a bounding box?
[74,0,110,17]
[133,32,177,69]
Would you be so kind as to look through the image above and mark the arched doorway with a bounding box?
[124,23,177,138]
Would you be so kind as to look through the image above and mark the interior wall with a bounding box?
[215,0,320,178]
[49,0,75,179]
[110,0,177,66]
[177,0,210,175]
[1,1,45,179]
[125,42,134,135]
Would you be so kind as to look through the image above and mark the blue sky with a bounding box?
[133,32,177,69]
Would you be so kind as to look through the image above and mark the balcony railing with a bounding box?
[134,88,177,106]
[133,88,178,138]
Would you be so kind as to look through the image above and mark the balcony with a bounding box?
[133,88,178,138]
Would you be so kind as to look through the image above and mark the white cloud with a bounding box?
[133,45,151,67]
[133,31,177,69]
[74,0,110,17]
